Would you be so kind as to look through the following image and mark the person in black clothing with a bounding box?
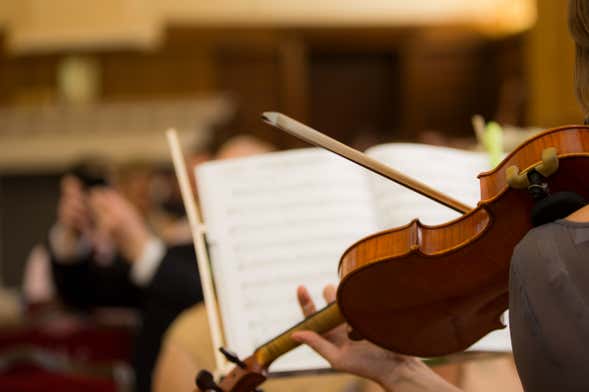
[48,167,203,392]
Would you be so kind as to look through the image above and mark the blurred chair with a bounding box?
[0,318,134,392]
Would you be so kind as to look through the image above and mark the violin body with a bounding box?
[337,125,589,357]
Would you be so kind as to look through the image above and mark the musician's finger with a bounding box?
[67,208,91,232]
[61,175,82,195]
[323,284,336,303]
[297,285,316,317]
[291,331,339,366]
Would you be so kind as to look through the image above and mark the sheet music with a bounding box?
[365,143,489,228]
[197,144,512,375]
[196,148,378,372]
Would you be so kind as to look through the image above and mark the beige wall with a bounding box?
[526,0,584,126]
[0,2,20,28]
[162,0,534,30]
[1,0,535,54]
[6,0,161,52]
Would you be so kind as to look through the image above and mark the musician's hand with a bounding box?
[50,176,93,259]
[57,176,91,235]
[89,189,150,263]
[292,285,461,392]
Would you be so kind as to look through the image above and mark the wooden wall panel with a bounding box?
[309,51,398,145]
[0,27,527,141]
[526,0,583,126]
[100,49,214,100]
[214,45,283,146]
[0,174,60,287]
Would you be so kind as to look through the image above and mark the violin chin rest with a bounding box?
[531,191,587,227]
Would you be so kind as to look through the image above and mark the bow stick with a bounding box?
[262,112,471,214]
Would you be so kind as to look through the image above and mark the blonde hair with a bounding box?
[569,0,589,118]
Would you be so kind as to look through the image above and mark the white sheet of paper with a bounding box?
[196,144,511,374]
[196,148,378,371]
[365,143,487,228]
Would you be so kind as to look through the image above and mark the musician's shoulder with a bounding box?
[511,220,585,288]
[512,222,564,265]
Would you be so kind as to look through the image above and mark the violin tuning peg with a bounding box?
[219,347,247,369]
[506,165,529,190]
[536,147,559,178]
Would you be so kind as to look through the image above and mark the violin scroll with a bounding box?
[536,147,559,178]
[196,370,223,392]
[195,303,344,391]
[195,355,267,392]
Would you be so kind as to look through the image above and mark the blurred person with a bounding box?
[47,159,203,392]
[215,134,274,160]
[23,160,161,308]
[148,165,206,247]
[152,134,380,392]
[115,160,156,221]
[22,244,55,308]
[149,133,275,246]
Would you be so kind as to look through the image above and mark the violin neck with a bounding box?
[253,302,344,368]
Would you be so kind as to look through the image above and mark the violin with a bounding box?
[195,115,589,392]
[337,125,589,357]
